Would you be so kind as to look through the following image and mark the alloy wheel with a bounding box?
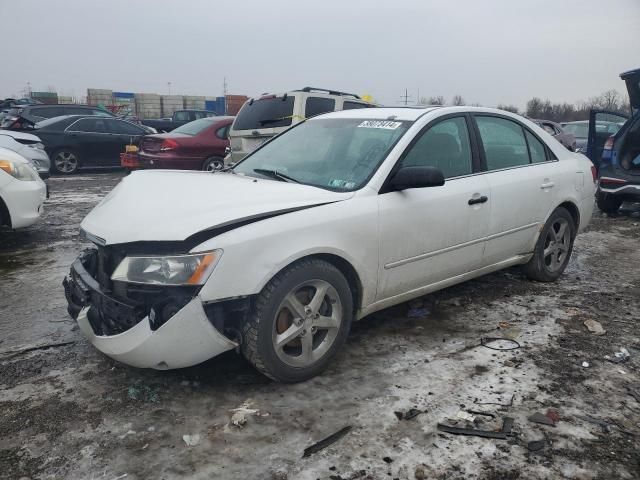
[54,151,78,174]
[543,217,571,272]
[205,159,223,172]
[272,279,342,368]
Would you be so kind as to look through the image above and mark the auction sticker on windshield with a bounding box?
[357,120,402,129]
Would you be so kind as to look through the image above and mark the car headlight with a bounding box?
[111,250,223,286]
[0,159,39,181]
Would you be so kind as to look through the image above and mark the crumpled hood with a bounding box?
[81,170,353,245]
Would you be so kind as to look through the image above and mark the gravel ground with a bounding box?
[1,172,639,480]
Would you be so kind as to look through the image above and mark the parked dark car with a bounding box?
[562,120,624,160]
[33,115,147,174]
[141,110,217,133]
[1,104,114,131]
[137,116,233,171]
[595,67,640,213]
[532,119,576,151]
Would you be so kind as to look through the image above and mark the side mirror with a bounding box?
[389,166,445,191]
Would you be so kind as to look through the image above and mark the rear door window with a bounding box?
[233,96,295,130]
[343,101,371,110]
[525,130,548,163]
[108,119,144,135]
[476,116,530,170]
[68,118,108,133]
[305,97,335,118]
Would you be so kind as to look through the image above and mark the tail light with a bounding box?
[599,176,627,188]
[160,139,179,151]
[590,165,597,183]
[603,136,614,151]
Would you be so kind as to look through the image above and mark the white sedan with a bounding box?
[64,106,595,382]
[0,147,47,229]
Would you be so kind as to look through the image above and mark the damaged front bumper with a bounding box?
[63,249,237,369]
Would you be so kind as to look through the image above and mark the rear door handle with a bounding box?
[540,181,555,189]
[468,195,488,205]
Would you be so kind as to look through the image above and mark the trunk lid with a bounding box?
[140,133,189,153]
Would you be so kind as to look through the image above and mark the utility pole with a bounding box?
[167,82,172,95]
[399,88,412,106]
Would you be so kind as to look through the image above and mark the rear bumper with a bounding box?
[137,152,204,170]
[599,181,640,198]
[63,251,237,369]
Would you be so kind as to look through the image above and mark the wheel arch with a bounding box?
[0,194,11,227]
[557,200,580,230]
[266,252,364,315]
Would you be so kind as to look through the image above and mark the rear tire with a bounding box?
[202,157,224,172]
[241,259,353,383]
[51,148,80,175]
[523,207,576,282]
[596,191,622,214]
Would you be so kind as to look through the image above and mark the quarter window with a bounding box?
[525,130,547,163]
[215,125,229,139]
[476,116,530,170]
[402,117,473,178]
[305,97,335,118]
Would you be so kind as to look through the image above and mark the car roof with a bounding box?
[316,106,527,122]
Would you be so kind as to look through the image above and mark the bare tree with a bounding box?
[427,96,445,106]
[451,95,465,106]
[496,104,519,114]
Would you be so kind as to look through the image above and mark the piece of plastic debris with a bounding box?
[584,319,606,336]
[407,307,430,318]
[455,411,476,423]
[605,348,630,364]
[182,434,201,446]
[527,439,545,451]
[229,401,261,427]
[394,408,425,420]
[528,412,556,427]
[437,417,514,440]
[415,465,427,480]
[582,361,590,368]
[474,394,514,407]
[302,426,352,457]
[480,337,521,351]
[545,409,560,425]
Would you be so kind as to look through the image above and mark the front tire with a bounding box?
[51,148,80,175]
[596,191,622,214]
[523,207,576,282]
[241,259,353,383]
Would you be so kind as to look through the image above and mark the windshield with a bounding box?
[233,118,411,191]
[562,123,588,138]
[172,118,214,135]
[233,96,295,130]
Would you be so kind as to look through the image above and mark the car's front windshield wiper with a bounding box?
[252,168,300,183]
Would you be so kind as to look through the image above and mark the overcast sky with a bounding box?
[2,0,639,109]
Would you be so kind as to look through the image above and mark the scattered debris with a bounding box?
[302,426,352,458]
[498,321,512,329]
[467,410,496,419]
[0,340,76,359]
[583,319,606,335]
[455,411,476,423]
[229,401,264,427]
[437,417,514,440]
[394,408,425,420]
[576,415,611,433]
[582,361,590,368]
[605,348,630,364]
[182,434,201,446]
[527,439,545,451]
[474,394,514,407]
[528,411,557,427]
[383,456,393,464]
[545,409,560,425]
[480,337,521,351]
[414,465,427,480]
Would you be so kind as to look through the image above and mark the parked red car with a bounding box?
[136,116,234,171]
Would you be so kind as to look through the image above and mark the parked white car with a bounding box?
[0,147,47,228]
[64,106,595,382]
[226,87,374,164]
[0,130,50,179]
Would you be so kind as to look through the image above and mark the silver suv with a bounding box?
[225,87,374,164]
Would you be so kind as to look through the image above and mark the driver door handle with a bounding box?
[468,195,488,205]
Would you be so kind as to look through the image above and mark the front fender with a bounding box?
[194,196,379,310]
